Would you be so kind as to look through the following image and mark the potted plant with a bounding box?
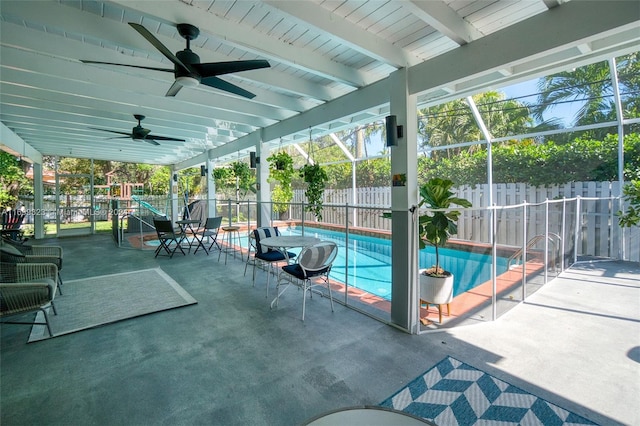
[269,151,293,171]
[267,151,295,219]
[417,178,472,324]
[299,163,328,221]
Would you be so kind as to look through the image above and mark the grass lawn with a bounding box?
[21,220,115,236]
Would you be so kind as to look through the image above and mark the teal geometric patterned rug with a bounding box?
[380,356,596,425]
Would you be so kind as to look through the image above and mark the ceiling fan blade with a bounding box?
[141,138,161,146]
[129,23,190,72]
[165,80,183,97]
[89,127,132,137]
[80,60,173,73]
[146,134,185,142]
[201,76,256,99]
[193,60,270,77]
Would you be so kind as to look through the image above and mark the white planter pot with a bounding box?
[419,269,454,324]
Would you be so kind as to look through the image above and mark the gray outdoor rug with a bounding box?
[28,268,197,342]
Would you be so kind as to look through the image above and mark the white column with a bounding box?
[33,162,45,239]
[257,142,271,227]
[389,68,419,333]
[206,158,216,218]
[170,168,179,222]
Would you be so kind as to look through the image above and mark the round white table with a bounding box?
[303,406,435,425]
[258,235,321,262]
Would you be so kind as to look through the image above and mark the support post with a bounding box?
[206,159,216,218]
[389,68,418,333]
[257,141,271,228]
[33,162,44,239]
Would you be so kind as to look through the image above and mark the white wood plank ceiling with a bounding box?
[1,0,638,166]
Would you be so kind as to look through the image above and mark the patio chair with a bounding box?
[249,227,296,297]
[194,216,222,255]
[274,241,338,321]
[1,209,26,241]
[0,238,64,294]
[153,217,186,258]
[0,261,59,337]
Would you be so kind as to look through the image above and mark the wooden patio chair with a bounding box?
[1,209,26,241]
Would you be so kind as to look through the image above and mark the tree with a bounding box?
[332,124,384,159]
[419,99,479,160]
[534,53,640,138]
[418,92,534,161]
[213,166,235,197]
[148,166,171,195]
[230,161,256,200]
[0,152,31,209]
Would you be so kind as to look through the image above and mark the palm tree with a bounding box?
[418,92,534,160]
[534,53,639,137]
[419,99,480,160]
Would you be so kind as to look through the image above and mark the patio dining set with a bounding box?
[152,216,339,321]
[0,212,339,340]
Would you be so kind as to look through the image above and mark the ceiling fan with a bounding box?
[81,22,270,98]
[90,114,184,146]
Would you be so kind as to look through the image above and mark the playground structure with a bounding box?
[96,173,166,247]
[116,197,209,250]
[96,172,212,249]
[94,172,146,204]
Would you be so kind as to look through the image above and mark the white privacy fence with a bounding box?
[293,182,639,262]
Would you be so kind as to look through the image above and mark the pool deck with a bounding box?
[1,234,639,425]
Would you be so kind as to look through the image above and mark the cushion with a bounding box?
[255,250,296,262]
[0,244,23,256]
[282,263,329,279]
[254,227,279,254]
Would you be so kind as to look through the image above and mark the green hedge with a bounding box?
[420,133,640,186]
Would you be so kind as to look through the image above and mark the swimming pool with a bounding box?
[278,226,509,301]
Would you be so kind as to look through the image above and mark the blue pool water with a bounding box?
[276,226,509,301]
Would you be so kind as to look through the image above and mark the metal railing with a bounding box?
[92,193,632,332]
[508,233,562,272]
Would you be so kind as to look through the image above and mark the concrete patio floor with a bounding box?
[1,233,638,425]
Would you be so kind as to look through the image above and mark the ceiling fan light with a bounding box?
[176,76,199,88]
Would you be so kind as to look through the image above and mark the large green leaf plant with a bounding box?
[418,178,472,277]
